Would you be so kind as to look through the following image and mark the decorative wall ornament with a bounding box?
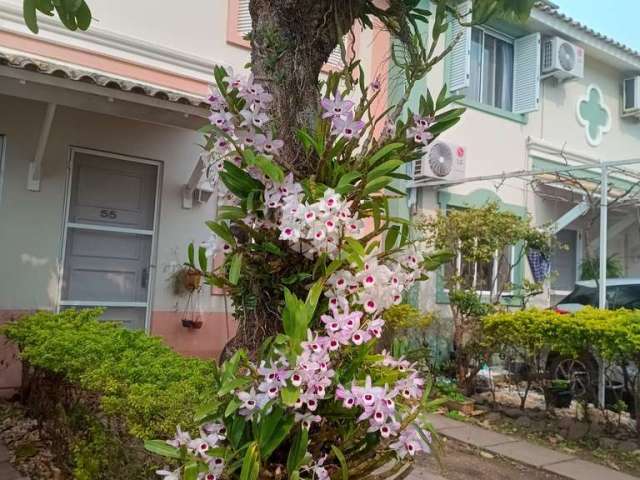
[576,84,611,147]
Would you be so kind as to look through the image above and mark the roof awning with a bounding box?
[0,47,209,130]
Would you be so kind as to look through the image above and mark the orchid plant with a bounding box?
[146,62,463,480]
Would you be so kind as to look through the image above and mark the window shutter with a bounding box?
[512,32,541,114]
[448,0,472,91]
[327,44,344,69]
[237,0,252,36]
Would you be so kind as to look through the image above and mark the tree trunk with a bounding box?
[249,0,366,177]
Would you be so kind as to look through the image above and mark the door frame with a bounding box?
[57,146,163,331]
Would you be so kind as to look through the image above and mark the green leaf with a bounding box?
[367,159,403,180]
[187,242,195,266]
[228,253,242,285]
[217,206,246,221]
[198,246,208,273]
[218,377,250,396]
[366,142,404,167]
[287,428,309,474]
[23,0,39,33]
[255,156,285,183]
[240,442,261,480]
[259,407,294,458]
[144,440,182,459]
[184,462,200,480]
[280,385,300,407]
[194,399,221,423]
[331,446,349,480]
[305,279,325,315]
[385,225,400,251]
[296,129,323,156]
[206,221,236,247]
[335,171,361,194]
[62,0,82,11]
[75,1,91,30]
[362,176,393,196]
[225,397,241,417]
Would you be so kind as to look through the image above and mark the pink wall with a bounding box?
[150,311,236,360]
[0,310,31,398]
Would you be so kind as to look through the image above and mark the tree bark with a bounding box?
[249,0,366,177]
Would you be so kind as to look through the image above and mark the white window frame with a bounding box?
[57,146,163,332]
[0,135,5,205]
[469,26,515,112]
[446,243,516,298]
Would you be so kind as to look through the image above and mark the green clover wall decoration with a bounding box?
[577,84,611,147]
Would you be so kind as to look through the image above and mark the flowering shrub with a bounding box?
[145,62,463,480]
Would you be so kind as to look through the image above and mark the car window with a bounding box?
[559,285,598,306]
[609,285,640,309]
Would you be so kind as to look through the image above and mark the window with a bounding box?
[550,230,578,292]
[468,28,514,111]
[448,2,540,116]
[445,244,515,296]
[0,135,5,204]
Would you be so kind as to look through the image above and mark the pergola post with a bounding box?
[597,164,608,408]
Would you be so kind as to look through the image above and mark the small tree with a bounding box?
[418,203,552,394]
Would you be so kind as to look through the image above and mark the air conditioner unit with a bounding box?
[541,36,584,80]
[413,141,466,182]
[622,76,640,118]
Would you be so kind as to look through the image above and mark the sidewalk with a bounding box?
[0,440,26,480]
[426,413,639,480]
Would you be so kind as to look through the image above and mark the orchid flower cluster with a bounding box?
[153,64,445,480]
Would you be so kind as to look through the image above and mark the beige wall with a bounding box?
[0,93,233,357]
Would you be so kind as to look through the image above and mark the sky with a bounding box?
[552,0,640,52]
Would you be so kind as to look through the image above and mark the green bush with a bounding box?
[4,308,217,439]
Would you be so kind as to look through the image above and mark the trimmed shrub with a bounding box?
[3,308,217,478]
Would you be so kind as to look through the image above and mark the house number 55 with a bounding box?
[100,209,117,219]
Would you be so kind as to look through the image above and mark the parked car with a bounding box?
[554,278,640,313]
[546,279,640,410]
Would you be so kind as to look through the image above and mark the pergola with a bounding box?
[412,157,640,406]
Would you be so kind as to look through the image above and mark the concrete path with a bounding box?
[426,413,639,480]
[0,440,26,480]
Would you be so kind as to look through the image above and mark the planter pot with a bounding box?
[181,319,203,329]
[446,399,475,416]
[184,269,202,291]
[544,388,573,409]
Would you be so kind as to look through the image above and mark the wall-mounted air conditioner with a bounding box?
[541,36,584,81]
[622,76,640,118]
[413,141,466,182]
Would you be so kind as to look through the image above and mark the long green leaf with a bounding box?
[287,428,309,474]
[144,440,182,459]
[366,142,404,167]
[367,159,403,180]
[23,0,39,33]
[362,176,393,196]
[228,253,242,285]
[240,442,261,480]
[331,446,349,480]
[206,221,236,246]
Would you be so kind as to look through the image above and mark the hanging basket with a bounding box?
[184,268,203,291]
[527,249,551,283]
[181,318,204,329]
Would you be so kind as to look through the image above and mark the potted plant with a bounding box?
[544,379,573,409]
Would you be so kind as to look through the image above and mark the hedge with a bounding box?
[482,307,640,363]
[3,308,218,478]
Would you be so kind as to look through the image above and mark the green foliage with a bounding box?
[23,0,92,33]
[3,308,217,439]
[580,254,624,281]
[483,307,640,367]
[383,303,434,331]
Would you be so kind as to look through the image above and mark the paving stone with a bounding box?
[407,468,448,480]
[424,414,467,431]
[544,459,639,480]
[486,440,574,468]
[0,461,24,480]
[437,423,518,448]
[0,442,8,462]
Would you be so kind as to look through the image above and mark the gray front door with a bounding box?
[60,150,159,329]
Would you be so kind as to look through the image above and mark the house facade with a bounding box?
[0,0,389,395]
[410,1,640,354]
